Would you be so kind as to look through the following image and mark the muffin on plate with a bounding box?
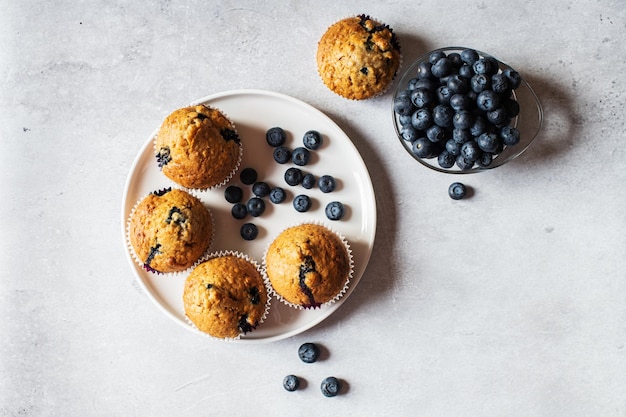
[183,253,270,339]
[264,223,352,309]
[155,104,242,189]
[128,188,213,273]
[316,14,401,100]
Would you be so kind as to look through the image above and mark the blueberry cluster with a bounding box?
[393,48,523,170]
[265,127,345,221]
[282,342,343,397]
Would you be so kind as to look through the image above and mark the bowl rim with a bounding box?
[392,46,544,174]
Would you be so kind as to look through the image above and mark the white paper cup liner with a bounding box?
[183,250,271,341]
[262,221,354,310]
[125,187,215,275]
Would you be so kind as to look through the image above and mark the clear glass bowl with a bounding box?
[392,46,543,174]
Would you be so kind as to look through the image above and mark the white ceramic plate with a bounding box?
[121,89,377,343]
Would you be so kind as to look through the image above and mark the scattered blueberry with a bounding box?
[298,342,320,363]
[240,223,258,240]
[448,182,467,200]
[320,377,341,397]
[303,130,323,150]
[292,147,311,166]
[252,181,271,197]
[240,168,257,185]
[325,201,345,221]
[269,187,286,204]
[231,203,247,219]
[318,175,336,193]
[293,194,312,212]
[302,173,316,189]
[284,167,304,186]
[273,146,292,164]
[224,185,243,203]
[247,197,265,217]
[283,375,300,392]
[266,127,287,147]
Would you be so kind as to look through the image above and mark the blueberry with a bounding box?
[476,90,500,112]
[298,342,320,363]
[412,137,436,158]
[269,187,286,204]
[231,203,247,219]
[325,201,345,220]
[292,147,311,166]
[410,88,434,108]
[302,173,316,189]
[476,152,494,167]
[411,108,432,131]
[432,104,454,128]
[458,63,475,79]
[429,50,446,64]
[283,375,300,392]
[320,376,341,397]
[438,150,456,168]
[470,74,491,93]
[293,194,312,212]
[461,48,480,65]
[500,126,521,146]
[240,168,257,185]
[447,74,469,94]
[413,78,439,92]
[476,132,501,153]
[491,73,510,94]
[486,107,508,125]
[266,127,286,147]
[431,57,453,78]
[303,130,323,150]
[156,146,171,168]
[448,52,463,67]
[318,175,336,193]
[436,85,453,104]
[224,185,243,203]
[461,140,481,162]
[472,58,494,75]
[449,93,472,111]
[407,77,420,89]
[469,116,489,137]
[426,125,447,143]
[246,197,265,217]
[393,94,415,116]
[452,110,474,130]
[456,155,474,170]
[445,138,461,156]
[448,182,466,200]
[284,167,304,186]
[503,68,522,89]
[398,113,413,127]
[452,128,472,144]
[273,146,292,164]
[252,181,271,197]
[240,223,258,240]
[502,97,520,118]
[400,125,419,142]
[417,60,434,79]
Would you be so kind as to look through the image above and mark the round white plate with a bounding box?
[121,89,377,343]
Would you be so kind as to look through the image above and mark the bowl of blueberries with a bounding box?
[392,47,543,173]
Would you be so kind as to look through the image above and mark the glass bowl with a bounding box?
[392,46,543,174]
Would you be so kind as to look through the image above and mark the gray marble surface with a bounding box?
[2,0,625,415]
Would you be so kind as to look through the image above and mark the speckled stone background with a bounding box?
[2,1,625,416]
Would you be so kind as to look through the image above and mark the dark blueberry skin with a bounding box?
[240,223,258,241]
[438,150,456,168]
[476,90,500,112]
[417,60,434,79]
[500,126,521,146]
[318,175,336,193]
[449,93,473,111]
[426,125,447,143]
[266,127,286,147]
[298,342,320,363]
[303,130,323,150]
[293,194,312,212]
[269,187,286,204]
[447,74,469,94]
[452,110,474,130]
[448,182,467,200]
[412,137,436,158]
[432,104,454,128]
[292,147,311,166]
[411,108,432,131]
[458,63,475,79]
[400,125,419,142]
[473,58,495,75]
[284,167,304,186]
[491,73,510,94]
[283,375,300,392]
[246,197,265,217]
[503,68,522,89]
[413,78,439,92]
[461,48,480,65]
[436,86,453,104]
[393,94,415,116]
[325,201,344,221]
[273,146,292,164]
[469,116,489,137]
[240,167,257,185]
[224,185,243,203]
[503,97,520,118]
[477,132,501,153]
[486,107,508,125]
[252,181,271,197]
[429,50,446,64]
[431,57,453,78]
[476,151,494,167]
[448,52,463,67]
[461,140,481,162]
[398,113,412,127]
[320,377,341,397]
[470,74,491,93]
[302,173,316,189]
[231,203,247,219]
[410,88,434,108]
[445,139,461,156]
[452,128,472,144]
[456,155,475,170]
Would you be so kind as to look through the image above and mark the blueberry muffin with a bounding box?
[155,104,242,189]
[183,254,269,339]
[128,188,213,273]
[264,224,352,308]
[316,14,401,100]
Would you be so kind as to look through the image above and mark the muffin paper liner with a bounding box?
[316,14,403,101]
[261,221,354,310]
[182,250,272,341]
[125,187,216,276]
[152,104,243,193]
